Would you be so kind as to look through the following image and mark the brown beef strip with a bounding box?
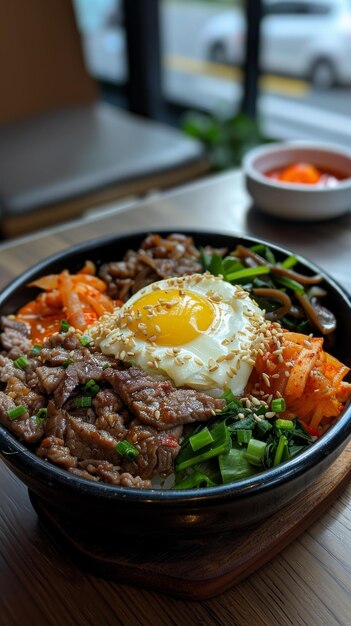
[37,436,77,469]
[44,400,69,439]
[0,355,26,384]
[36,366,65,394]
[54,362,108,407]
[104,367,225,429]
[0,391,44,442]
[65,416,120,464]
[122,421,182,479]
[93,388,128,439]
[6,376,45,415]
[0,317,32,359]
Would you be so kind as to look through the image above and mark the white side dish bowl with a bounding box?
[243,142,351,221]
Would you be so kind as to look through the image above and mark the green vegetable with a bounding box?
[275,419,294,432]
[219,446,257,483]
[14,356,29,370]
[282,255,298,269]
[35,408,48,423]
[63,359,74,369]
[7,405,26,420]
[80,334,92,347]
[226,266,270,282]
[273,435,289,466]
[271,398,286,413]
[173,470,216,489]
[176,421,231,471]
[84,379,100,397]
[245,438,267,466]
[32,344,43,356]
[274,275,305,295]
[236,429,252,445]
[116,440,139,460]
[75,396,92,408]
[189,427,214,452]
[60,320,70,332]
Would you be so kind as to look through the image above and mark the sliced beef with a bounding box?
[71,460,151,487]
[68,468,99,481]
[104,367,225,429]
[93,389,128,439]
[37,436,77,469]
[36,366,65,394]
[44,400,68,439]
[54,362,107,407]
[65,416,120,464]
[0,354,26,384]
[122,421,182,478]
[5,376,45,415]
[0,391,44,442]
[99,233,202,301]
[0,316,32,358]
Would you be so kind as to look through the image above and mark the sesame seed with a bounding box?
[120,351,126,360]
[154,410,161,419]
[265,411,276,419]
[304,340,312,348]
[276,391,282,398]
[262,373,271,387]
[284,371,289,377]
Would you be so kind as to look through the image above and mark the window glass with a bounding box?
[73,0,127,83]
[160,0,245,114]
[161,0,351,150]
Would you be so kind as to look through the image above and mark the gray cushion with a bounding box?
[0,103,203,215]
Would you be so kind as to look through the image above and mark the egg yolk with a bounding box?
[128,288,215,346]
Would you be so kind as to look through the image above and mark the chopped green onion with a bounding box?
[35,408,48,423]
[282,255,298,269]
[7,405,26,421]
[275,419,294,432]
[80,334,92,346]
[273,434,289,466]
[237,429,252,445]
[173,470,216,490]
[176,421,231,471]
[63,359,74,369]
[60,320,70,333]
[32,344,43,356]
[189,428,214,452]
[274,276,305,295]
[84,379,100,397]
[102,363,110,370]
[245,438,266,467]
[14,356,28,370]
[226,265,270,282]
[116,440,139,460]
[271,398,286,413]
[75,396,92,408]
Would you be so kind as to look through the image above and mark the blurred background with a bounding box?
[74,0,351,144]
[1,0,351,238]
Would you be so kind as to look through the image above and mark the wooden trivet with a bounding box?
[29,441,351,600]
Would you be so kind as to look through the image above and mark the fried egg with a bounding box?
[95,274,269,397]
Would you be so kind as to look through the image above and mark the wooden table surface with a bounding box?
[1,170,351,625]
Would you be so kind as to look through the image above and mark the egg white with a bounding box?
[96,274,269,397]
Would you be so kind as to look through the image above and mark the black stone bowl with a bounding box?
[0,229,350,537]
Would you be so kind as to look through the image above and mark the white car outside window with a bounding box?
[201,0,351,88]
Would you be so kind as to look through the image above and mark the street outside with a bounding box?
[75,0,351,146]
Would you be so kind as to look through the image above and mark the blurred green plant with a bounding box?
[182,111,270,171]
